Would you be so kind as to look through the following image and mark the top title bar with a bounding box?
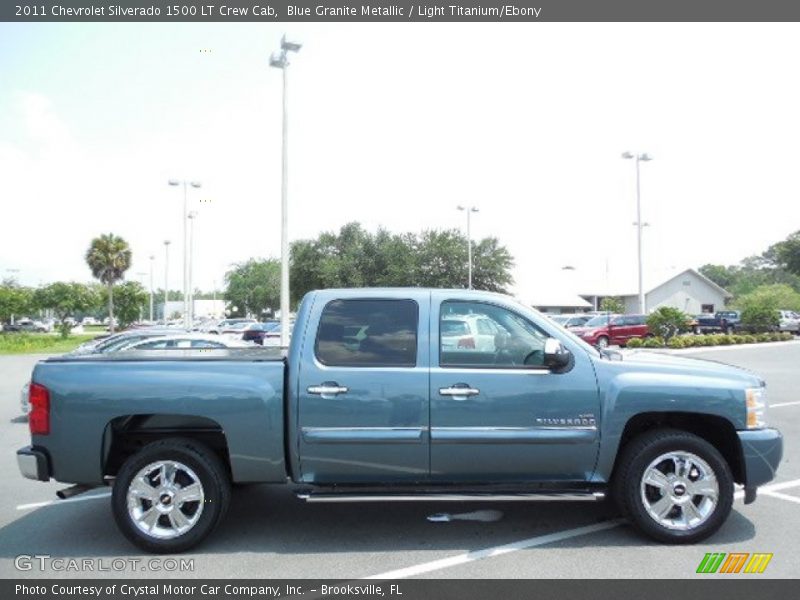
[4,0,800,22]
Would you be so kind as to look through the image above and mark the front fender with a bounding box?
[593,371,747,482]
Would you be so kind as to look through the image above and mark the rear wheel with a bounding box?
[614,429,733,544]
[112,438,230,553]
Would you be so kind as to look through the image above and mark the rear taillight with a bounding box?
[458,337,476,349]
[29,383,50,435]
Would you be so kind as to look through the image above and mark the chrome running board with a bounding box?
[297,491,605,503]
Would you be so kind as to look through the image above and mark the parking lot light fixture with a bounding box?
[188,211,198,327]
[270,34,302,348]
[163,240,171,323]
[148,255,155,322]
[168,179,202,330]
[457,205,479,289]
[621,151,653,314]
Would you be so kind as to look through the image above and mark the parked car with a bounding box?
[242,321,280,345]
[117,334,252,351]
[17,288,783,552]
[81,317,98,326]
[207,318,256,334]
[570,313,650,348]
[548,314,593,329]
[2,319,48,333]
[694,310,741,334]
[440,314,501,352]
[778,310,800,334]
[70,328,183,355]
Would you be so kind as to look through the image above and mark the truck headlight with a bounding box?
[746,387,767,429]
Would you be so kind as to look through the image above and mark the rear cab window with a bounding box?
[315,299,418,367]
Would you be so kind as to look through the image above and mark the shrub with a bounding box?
[718,335,733,345]
[667,337,686,349]
[731,335,744,344]
[743,335,757,344]
[708,334,725,346]
[626,337,643,348]
[646,307,691,342]
[641,336,664,348]
[756,333,771,343]
[781,332,793,341]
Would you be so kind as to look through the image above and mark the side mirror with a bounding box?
[543,338,572,370]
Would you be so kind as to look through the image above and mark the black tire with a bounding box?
[613,429,733,544]
[112,438,231,553]
[596,336,609,349]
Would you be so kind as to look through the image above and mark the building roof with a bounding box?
[578,267,732,299]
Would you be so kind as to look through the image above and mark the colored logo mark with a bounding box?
[696,552,773,574]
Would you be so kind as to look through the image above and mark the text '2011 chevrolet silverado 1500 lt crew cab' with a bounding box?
[18,289,783,552]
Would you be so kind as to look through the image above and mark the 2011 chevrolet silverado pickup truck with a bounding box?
[17,289,783,553]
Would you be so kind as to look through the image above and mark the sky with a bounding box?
[1,22,799,301]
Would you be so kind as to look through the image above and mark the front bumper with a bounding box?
[17,446,50,481]
[738,428,783,490]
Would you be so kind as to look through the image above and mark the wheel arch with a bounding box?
[610,412,744,485]
[102,414,231,480]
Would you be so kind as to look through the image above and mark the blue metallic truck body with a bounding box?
[20,288,783,497]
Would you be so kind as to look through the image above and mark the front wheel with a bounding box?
[112,438,231,553]
[596,336,609,349]
[614,429,733,544]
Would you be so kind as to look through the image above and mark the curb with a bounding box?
[622,339,800,355]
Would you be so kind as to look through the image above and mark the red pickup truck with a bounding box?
[570,314,650,348]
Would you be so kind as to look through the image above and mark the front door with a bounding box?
[429,295,601,482]
[297,293,430,484]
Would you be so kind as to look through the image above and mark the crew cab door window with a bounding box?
[315,299,418,367]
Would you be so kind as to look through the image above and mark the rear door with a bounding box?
[297,292,430,484]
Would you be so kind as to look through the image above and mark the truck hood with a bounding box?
[612,350,763,387]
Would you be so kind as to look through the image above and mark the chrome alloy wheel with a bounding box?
[126,460,205,540]
[640,451,719,531]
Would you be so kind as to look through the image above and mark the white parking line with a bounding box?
[771,400,800,408]
[364,520,622,580]
[366,477,800,580]
[16,490,111,511]
[761,490,800,505]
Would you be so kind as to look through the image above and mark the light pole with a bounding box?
[163,240,171,324]
[270,34,302,348]
[5,269,20,324]
[457,205,479,289]
[136,272,147,322]
[148,255,155,322]
[622,152,653,314]
[168,179,201,330]
[188,211,198,328]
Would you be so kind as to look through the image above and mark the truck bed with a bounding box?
[31,348,288,485]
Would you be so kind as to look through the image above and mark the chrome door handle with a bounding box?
[439,386,480,397]
[308,384,349,396]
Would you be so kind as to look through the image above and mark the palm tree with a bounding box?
[85,233,132,333]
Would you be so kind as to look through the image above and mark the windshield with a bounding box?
[550,316,569,325]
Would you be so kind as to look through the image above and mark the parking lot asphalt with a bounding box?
[0,345,797,579]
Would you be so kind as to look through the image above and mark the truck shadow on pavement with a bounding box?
[0,484,758,560]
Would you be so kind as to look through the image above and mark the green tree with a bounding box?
[85,233,132,333]
[33,282,100,338]
[0,281,34,324]
[289,222,515,302]
[770,230,800,277]
[646,306,690,342]
[101,281,148,329]
[225,259,281,317]
[698,264,739,291]
[599,296,625,313]
[735,284,800,332]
